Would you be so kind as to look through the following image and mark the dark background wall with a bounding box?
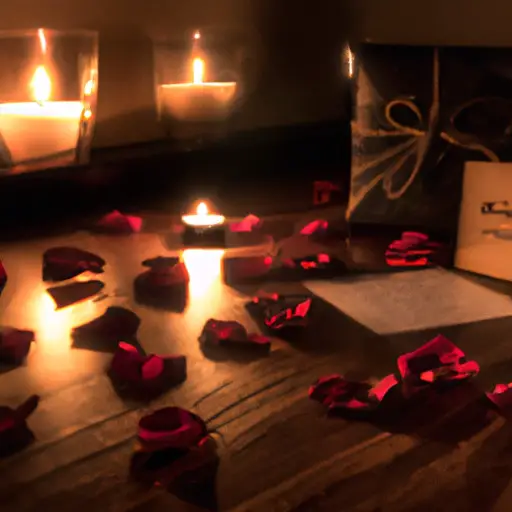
[0,0,509,149]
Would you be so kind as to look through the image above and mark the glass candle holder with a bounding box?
[154,29,244,144]
[0,29,98,175]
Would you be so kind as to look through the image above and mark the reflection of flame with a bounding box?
[182,249,224,299]
[38,28,47,55]
[83,109,92,120]
[30,65,51,104]
[346,45,354,78]
[84,79,94,96]
[193,57,205,84]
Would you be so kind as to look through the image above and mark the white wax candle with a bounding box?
[0,101,83,164]
[159,82,237,122]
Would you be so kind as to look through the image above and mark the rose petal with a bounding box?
[397,335,479,396]
[96,210,143,234]
[109,343,187,398]
[229,214,261,232]
[72,307,141,346]
[0,328,34,365]
[309,374,395,413]
[141,256,181,270]
[300,220,328,235]
[264,297,312,330]
[486,383,512,412]
[0,395,39,456]
[46,280,105,309]
[43,247,105,282]
[138,407,207,451]
[0,260,7,290]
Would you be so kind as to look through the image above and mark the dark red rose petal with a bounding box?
[199,319,271,352]
[96,210,143,234]
[109,342,186,398]
[141,256,181,270]
[300,220,328,236]
[0,395,40,457]
[486,383,512,413]
[229,214,262,233]
[0,328,34,365]
[46,280,105,309]
[309,374,398,413]
[264,297,312,330]
[385,232,442,268]
[130,438,217,487]
[43,247,105,282]
[73,306,140,341]
[137,407,208,452]
[397,335,479,397]
[0,260,7,290]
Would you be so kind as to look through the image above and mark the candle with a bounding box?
[159,54,237,122]
[182,201,225,227]
[0,65,84,165]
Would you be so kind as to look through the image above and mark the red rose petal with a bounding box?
[96,210,143,234]
[229,214,262,232]
[109,343,187,398]
[43,247,105,282]
[200,319,271,352]
[0,328,34,365]
[385,232,442,268]
[397,335,479,397]
[309,374,397,413]
[300,220,328,235]
[486,383,512,413]
[138,407,207,451]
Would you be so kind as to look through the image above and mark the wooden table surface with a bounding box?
[1,210,512,512]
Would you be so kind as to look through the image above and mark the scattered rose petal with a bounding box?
[0,260,7,291]
[96,210,143,234]
[46,280,105,309]
[300,220,328,236]
[0,395,39,457]
[282,253,334,270]
[223,256,272,283]
[247,293,312,330]
[138,407,208,452]
[385,232,442,267]
[108,342,186,398]
[486,383,512,413]
[0,328,34,365]
[43,247,105,282]
[134,264,189,312]
[309,374,398,414]
[199,319,271,352]
[397,335,479,397]
[142,256,181,270]
[72,306,141,349]
[229,214,262,232]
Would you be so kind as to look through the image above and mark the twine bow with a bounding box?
[349,48,500,215]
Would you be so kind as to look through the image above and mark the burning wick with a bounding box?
[182,201,225,227]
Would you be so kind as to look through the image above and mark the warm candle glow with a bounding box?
[346,46,354,78]
[193,58,205,84]
[182,200,225,227]
[193,31,201,41]
[30,65,51,104]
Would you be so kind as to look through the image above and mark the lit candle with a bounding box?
[0,65,84,166]
[158,33,237,123]
[181,201,226,247]
[182,201,225,227]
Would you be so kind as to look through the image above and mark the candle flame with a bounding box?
[193,31,201,40]
[38,28,47,55]
[193,57,204,84]
[30,65,51,104]
[197,202,208,215]
[83,109,92,120]
[346,46,354,78]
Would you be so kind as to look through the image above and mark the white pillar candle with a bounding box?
[0,65,84,165]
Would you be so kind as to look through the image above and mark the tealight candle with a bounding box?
[181,201,226,247]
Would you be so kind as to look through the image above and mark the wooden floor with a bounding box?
[1,210,512,511]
